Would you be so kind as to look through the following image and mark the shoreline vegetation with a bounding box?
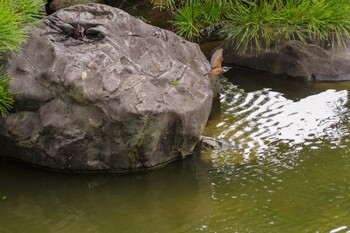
[2,0,350,115]
[150,0,350,53]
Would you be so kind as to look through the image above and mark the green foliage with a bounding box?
[0,2,26,56]
[0,0,45,56]
[150,0,176,10]
[0,0,45,116]
[11,0,45,26]
[173,1,203,40]
[220,0,350,53]
[0,68,13,117]
[202,0,226,26]
[151,0,350,54]
[172,0,228,41]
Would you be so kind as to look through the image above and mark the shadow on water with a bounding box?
[0,155,214,233]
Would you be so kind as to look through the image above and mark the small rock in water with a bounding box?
[2,196,7,200]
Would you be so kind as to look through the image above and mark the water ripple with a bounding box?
[205,78,350,164]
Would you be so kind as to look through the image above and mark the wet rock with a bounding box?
[0,4,217,172]
[224,41,350,81]
[200,136,235,150]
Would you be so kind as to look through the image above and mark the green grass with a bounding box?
[150,0,176,10]
[0,68,13,117]
[151,0,350,54]
[0,0,45,116]
[170,0,229,41]
[172,0,203,40]
[0,2,26,56]
[220,0,350,53]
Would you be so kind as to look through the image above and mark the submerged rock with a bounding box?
[224,41,350,81]
[0,4,218,172]
[200,136,235,151]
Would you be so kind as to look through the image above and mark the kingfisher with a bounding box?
[205,48,232,76]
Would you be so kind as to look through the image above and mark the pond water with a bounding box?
[1,69,350,233]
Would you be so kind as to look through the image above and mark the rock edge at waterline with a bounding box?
[224,41,350,81]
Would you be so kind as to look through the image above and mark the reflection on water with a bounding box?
[0,157,213,233]
[205,75,350,164]
[2,69,350,233]
[200,69,350,232]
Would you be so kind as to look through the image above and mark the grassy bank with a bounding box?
[150,0,350,53]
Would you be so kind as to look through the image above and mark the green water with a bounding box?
[1,70,350,233]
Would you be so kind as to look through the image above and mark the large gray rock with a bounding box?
[224,41,350,81]
[0,4,218,172]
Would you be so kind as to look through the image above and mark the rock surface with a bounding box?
[224,41,350,81]
[0,4,218,172]
[200,136,235,151]
[48,0,105,13]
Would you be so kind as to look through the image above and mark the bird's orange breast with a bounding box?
[208,68,224,76]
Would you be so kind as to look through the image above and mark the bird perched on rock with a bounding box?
[205,48,231,76]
